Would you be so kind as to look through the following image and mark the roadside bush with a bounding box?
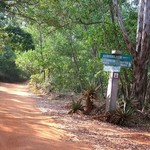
[0,49,27,82]
[29,74,43,90]
[82,80,100,114]
[29,73,52,93]
[68,100,84,114]
[106,106,135,126]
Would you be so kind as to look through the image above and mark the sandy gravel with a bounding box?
[35,92,150,150]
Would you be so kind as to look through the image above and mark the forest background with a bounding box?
[0,0,149,113]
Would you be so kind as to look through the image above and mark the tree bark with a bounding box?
[113,0,150,109]
[136,0,144,52]
[134,0,150,108]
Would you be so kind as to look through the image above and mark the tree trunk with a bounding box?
[136,0,144,52]
[134,0,150,109]
[133,59,148,109]
[113,0,150,109]
[85,97,94,115]
[146,79,150,103]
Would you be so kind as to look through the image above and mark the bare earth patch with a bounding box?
[0,83,92,150]
[35,93,150,150]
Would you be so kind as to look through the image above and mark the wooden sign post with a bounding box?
[105,50,121,112]
[100,50,133,112]
[106,71,119,112]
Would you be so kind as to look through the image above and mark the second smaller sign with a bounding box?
[104,66,121,72]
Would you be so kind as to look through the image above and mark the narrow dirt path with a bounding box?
[0,82,91,150]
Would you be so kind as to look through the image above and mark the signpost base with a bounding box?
[106,72,119,112]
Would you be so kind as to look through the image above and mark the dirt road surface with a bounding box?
[0,82,91,150]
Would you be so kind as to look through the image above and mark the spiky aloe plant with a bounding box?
[82,81,100,114]
[68,100,84,114]
[107,106,135,126]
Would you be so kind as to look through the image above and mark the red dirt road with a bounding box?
[0,83,91,150]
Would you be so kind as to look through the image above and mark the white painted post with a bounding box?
[106,50,121,112]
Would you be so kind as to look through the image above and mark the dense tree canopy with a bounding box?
[0,0,35,81]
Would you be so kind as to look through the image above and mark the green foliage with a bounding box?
[0,27,7,50]
[118,96,135,110]
[68,100,84,114]
[105,96,135,126]
[0,10,35,82]
[1,0,139,103]
[16,25,107,92]
[29,74,43,90]
[82,80,99,100]
[0,50,27,82]
[13,1,128,93]
[6,26,35,51]
[106,106,135,126]
[16,50,39,75]
[0,1,7,12]
[82,80,100,114]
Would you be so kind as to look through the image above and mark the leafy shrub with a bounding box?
[29,74,43,90]
[118,96,136,110]
[106,106,135,126]
[0,49,27,82]
[82,80,100,114]
[68,100,84,114]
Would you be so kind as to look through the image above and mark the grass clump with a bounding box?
[68,100,84,114]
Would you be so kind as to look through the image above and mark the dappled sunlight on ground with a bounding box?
[0,124,13,132]
[0,82,91,150]
[0,85,29,96]
[36,91,150,150]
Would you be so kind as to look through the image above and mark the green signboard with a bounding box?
[120,61,131,67]
[102,58,131,67]
[102,58,120,66]
[100,53,132,68]
[100,53,132,62]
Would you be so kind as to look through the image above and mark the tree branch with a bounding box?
[113,0,136,57]
[72,18,111,26]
